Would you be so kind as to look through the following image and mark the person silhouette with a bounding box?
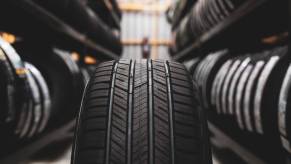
[141,37,151,59]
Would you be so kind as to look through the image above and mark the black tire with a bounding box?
[26,62,51,135]
[22,62,42,139]
[279,63,291,153]
[0,48,16,124]
[31,48,84,124]
[72,59,212,164]
[0,38,32,139]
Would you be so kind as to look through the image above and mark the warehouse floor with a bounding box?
[29,148,71,164]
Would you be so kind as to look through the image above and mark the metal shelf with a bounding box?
[0,120,75,164]
[209,122,266,164]
[208,116,289,164]
[1,0,120,60]
[173,0,269,61]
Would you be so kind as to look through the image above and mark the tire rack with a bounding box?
[0,0,121,162]
[206,0,289,162]
[186,46,291,163]
[173,0,289,163]
[0,119,75,163]
[0,0,120,60]
[182,50,286,163]
[0,43,90,162]
[173,0,287,62]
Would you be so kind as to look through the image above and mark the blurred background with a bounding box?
[0,0,289,163]
[119,0,172,60]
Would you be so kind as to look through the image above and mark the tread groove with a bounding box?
[105,62,119,164]
[165,61,175,164]
[127,60,135,164]
[148,60,154,164]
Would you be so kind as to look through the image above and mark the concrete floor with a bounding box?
[29,148,71,164]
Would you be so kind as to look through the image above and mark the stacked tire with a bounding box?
[28,48,85,124]
[278,62,291,154]
[174,0,247,51]
[0,38,89,146]
[0,37,44,141]
[190,45,290,158]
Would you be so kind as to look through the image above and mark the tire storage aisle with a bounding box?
[169,0,289,163]
[0,0,290,164]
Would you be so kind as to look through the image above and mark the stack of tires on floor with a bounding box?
[169,0,289,163]
[0,0,122,158]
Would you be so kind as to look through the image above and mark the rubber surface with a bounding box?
[72,59,211,164]
[32,48,84,124]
